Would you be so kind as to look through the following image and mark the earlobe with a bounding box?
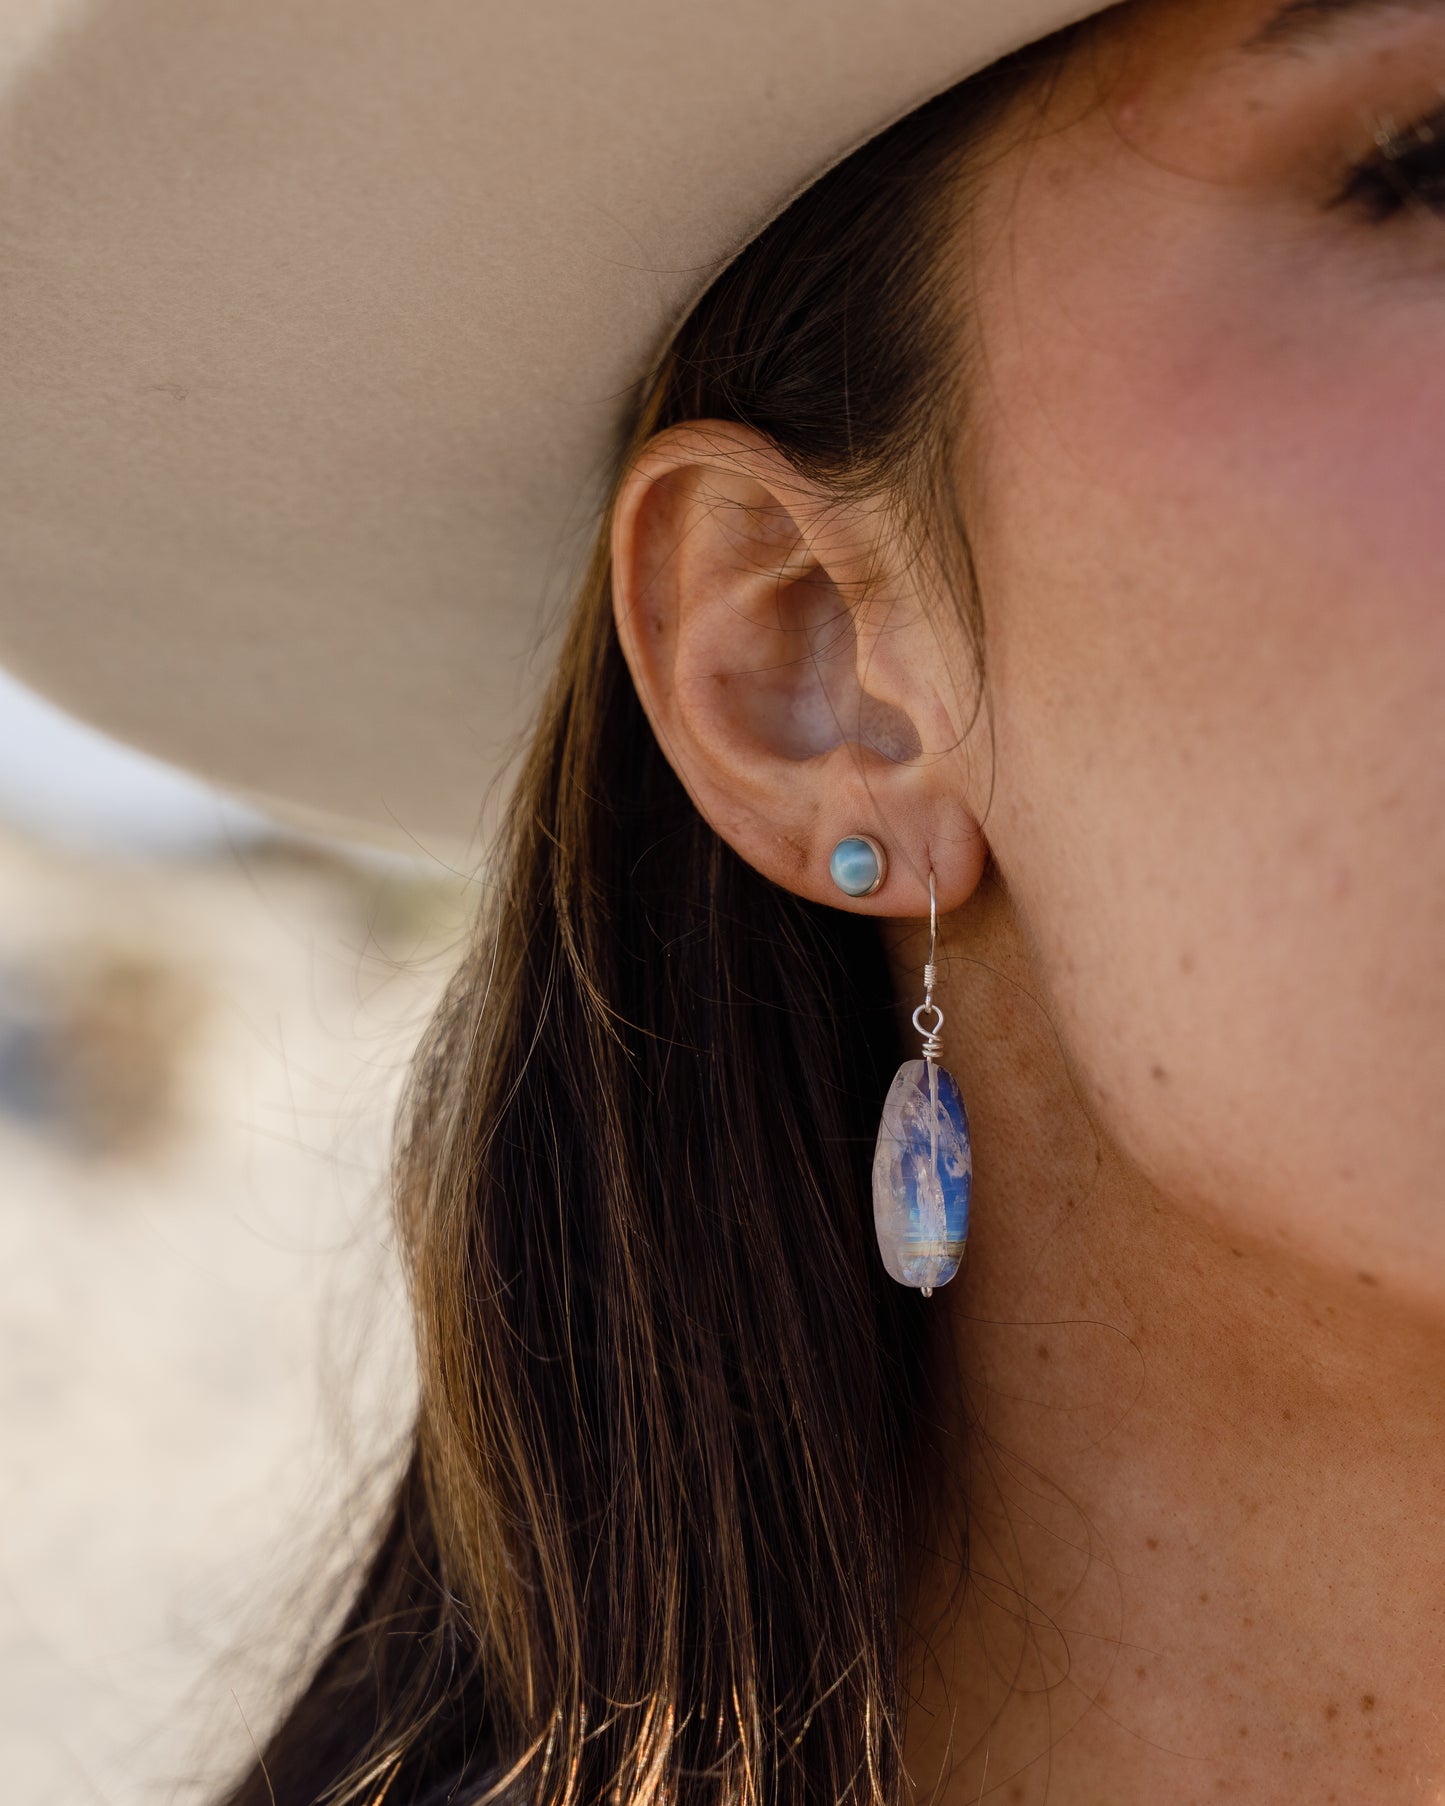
[610,419,988,918]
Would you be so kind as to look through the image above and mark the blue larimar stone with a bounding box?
[872,1058,971,1290]
[829,836,882,898]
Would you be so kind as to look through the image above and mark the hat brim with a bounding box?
[0,0,1103,856]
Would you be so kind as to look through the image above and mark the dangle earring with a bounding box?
[870,869,972,1296]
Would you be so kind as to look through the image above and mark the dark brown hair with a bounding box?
[218,20,1091,1806]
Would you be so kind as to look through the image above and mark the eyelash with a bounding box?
[1334,97,1445,223]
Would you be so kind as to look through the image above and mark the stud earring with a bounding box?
[871,870,972,1297]
[829,834,886,898]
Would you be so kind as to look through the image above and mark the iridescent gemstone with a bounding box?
[829,836,883,897]
[871,1058,971,1290]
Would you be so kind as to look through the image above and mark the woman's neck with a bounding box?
[889,873,1445,1806]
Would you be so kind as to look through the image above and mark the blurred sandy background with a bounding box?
[0,670,475,1803]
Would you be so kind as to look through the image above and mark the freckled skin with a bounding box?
[894,0,1445,1801]
[956,3,1444,1281]
[613,0,1444,1798]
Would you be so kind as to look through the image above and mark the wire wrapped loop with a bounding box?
[912,1001,945,1064]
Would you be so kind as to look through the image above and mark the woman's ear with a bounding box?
[610,419,988,916]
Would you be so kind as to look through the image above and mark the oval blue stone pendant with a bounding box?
[869,868,970,1295]
[872,1057,971,1292]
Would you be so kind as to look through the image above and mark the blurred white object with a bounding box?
[0,665,278,857]
[0,815,467,1805]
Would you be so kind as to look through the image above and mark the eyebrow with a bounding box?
[1241,0,1445,54]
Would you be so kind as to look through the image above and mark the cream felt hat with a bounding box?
[0,0,1106,858]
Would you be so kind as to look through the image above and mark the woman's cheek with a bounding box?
[976,439,1443,1284]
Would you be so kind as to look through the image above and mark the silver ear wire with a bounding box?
[912,871,944,1066]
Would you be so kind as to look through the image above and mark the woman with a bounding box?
[3,0,1442,1798]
